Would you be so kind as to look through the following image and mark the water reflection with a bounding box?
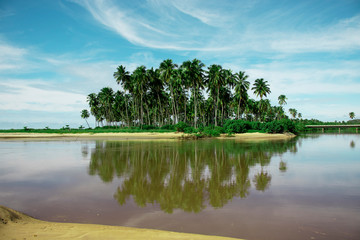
[350,140,355,148]
[88,139,297,213]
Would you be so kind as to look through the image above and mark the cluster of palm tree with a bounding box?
[85,58,294,128]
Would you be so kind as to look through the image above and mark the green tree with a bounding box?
[206,64,223,126]
[182,59,205,128]
[252,78,271,100]
[133,66,149,126]
[87,93,102,127]
[234,71,250,119]
[349,112,355,119]
[159,59,178,124]
[114,65,131,126]
[289,108,297,119]
[98,87,115,125]
[80,109,90,128]
[278,94,287,106]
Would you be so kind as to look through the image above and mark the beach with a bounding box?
[0,132,295,141]
[0,206,240,240]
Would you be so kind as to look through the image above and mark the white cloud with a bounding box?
[270,15,360,53]
[0,80,87,112]
[0,42,28,71]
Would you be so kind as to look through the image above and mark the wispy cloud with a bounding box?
[75,0,360,54]
[0,42,28,71]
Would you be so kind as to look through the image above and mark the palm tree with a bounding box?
[289,108,297,119]
[234,71,250,119]
[252,78,271,100]
[278,95,287,106]
[81,109,90,128]
[87,93,100,127]
[159,59,178,124]
[114,65,131,126]
[147,67,165,126]
[133,66,148,126]
[349,112,355,119]
[182,59,205,128]
[206,64,223,126]
[98,87,115,125]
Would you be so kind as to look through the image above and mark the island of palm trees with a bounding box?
[83,58,303,135]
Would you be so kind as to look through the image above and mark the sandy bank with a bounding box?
[0,206,241,240]
[219,132,296,141]
[0,132,295,141]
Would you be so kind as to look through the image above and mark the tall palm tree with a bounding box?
[234,71,250,119]
[87,93,100,127]
[147,67,165,126]
[133,66,148,126]
[159,59,178,124]
[206,64,223,126]
[81,109,90,128]
[182,59,205,128]
[114,65,131,126]
[98,87,115,125]
[252,78,271,100]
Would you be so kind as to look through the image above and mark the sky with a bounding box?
[0,0,359,129]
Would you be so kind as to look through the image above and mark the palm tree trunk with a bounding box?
[194,87,197,128]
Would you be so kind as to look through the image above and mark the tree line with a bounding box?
[83,58,300,128]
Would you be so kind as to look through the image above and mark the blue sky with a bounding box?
[0,0,359,129]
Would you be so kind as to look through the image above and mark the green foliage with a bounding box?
[202,126,222,137]
[223,120,250,133]
[160,124,176,130]
[175,121,188,132]
[262,119,296,133]
[141,125,157,130]
[184,126,197,133]
[249,121,263,130]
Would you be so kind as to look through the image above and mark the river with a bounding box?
[0,134,359,240]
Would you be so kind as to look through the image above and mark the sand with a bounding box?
[0,132,295,141]
[0,206,241,240]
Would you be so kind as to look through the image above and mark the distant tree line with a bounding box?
[83,58,301,128]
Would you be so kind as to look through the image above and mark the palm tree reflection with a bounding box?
[88,139,296,213]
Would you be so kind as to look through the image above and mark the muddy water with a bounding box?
[0,134,359,240]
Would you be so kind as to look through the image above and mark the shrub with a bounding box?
[249,121,263,130]
[184,126,197,133]
[141,125,157,130]
[223,120,249,133]
[160,124,175,130]
[175,121,188,132]
[202,126,221,137]
[262,119,296,133]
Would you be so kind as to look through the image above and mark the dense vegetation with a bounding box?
[83,58,304,134]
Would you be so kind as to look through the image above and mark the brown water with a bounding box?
[0,134,359,240]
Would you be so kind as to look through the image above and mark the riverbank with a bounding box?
[0,206,240,240]
[0,132,295,141]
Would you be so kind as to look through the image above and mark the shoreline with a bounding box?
[0,132,295,141]
[0,205,241,240]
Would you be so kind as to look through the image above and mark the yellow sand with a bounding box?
[0,206,241,240]
[0,132,295,141]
